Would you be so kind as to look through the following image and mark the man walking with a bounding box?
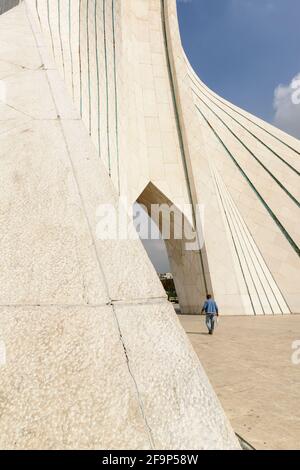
[201,294,219,335]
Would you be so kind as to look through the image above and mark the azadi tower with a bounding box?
[0,0,299,449]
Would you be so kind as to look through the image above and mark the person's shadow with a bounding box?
[186,332,209,336]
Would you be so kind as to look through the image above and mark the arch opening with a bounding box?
[135,182,208,315]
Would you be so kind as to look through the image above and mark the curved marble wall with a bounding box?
[24,0,300,315]
[187,62,298,314]
[164,0,299,315]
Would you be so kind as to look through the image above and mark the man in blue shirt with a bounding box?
[201,294,219,335]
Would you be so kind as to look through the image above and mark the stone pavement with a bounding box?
[179,314,300,450]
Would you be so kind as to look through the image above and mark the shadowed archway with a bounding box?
[137,182,212,314]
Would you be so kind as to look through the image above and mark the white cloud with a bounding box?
[273,73,300,139]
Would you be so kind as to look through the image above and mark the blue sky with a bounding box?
[177,0,300,137]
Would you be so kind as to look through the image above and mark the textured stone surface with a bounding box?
[116,302,239,450]
[0,118,109,306]
[0,306,151,450]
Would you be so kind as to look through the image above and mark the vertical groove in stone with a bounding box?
[190,79,299,177]
[196,105,300,258]
[103,0,111,175]
[78,0,83,116]
[68,0,74,99]
[214,168,270,315]
[94,0,101,158]
[46,0,56,61]
[194,92,300,209]
[86,0,92,134]
[213,170,256,315]
[160,0,209,296]
[112,0,120,194]
[57,0,66,79]
[188,66,300,157]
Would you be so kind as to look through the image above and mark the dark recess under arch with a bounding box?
[0,0,21,15]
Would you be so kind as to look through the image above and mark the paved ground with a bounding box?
[179,314,300,450]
